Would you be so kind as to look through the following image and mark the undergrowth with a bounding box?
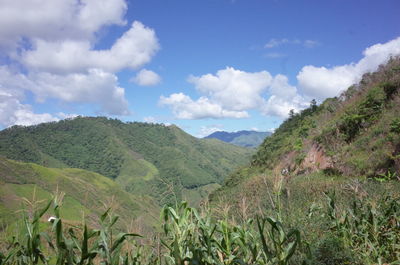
[1,182,399,265]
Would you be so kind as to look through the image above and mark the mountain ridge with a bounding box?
[0,117,253,205]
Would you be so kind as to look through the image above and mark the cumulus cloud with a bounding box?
[0,0,160,127]
[160,67,272,119]
[197,125,224,138]
[160,67,307,120]
[261,74,308,118]
[22,21,159,74]
[0,66,129,116]
[132,69,161,86]
[159,93,249,119]
[161,38,400,122]
[29,69,130,115]
[0,89,65,127]
[188,67,272,111]
[0,0,127,50]
[298,37,400,99]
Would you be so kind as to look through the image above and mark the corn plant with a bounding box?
[160,201,302,265]
[256,217,300,265]
[325,193,400,264]
[0,200,52,265]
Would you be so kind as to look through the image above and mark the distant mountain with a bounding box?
[204,130,272,147]
[0,117,253,205]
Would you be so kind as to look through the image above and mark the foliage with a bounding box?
[390,117,400,134]
[1,199,304,265]
[0,117,253,205]
[247,56,400,177]
[2,181,400,265]
[0,157,159,231]
[252,99,319,169]
[325,192,400,264]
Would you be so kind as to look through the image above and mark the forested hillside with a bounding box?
[0,117,253,204]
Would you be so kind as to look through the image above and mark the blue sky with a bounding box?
[0,0,399,137]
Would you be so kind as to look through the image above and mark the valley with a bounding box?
[0,58,399,264]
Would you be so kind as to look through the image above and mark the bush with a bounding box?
[312,236,356,265]
[390,117,400,134]
[382,81,398,99]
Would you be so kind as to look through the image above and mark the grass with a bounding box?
[0,157,160,232]
[1,185,399,265]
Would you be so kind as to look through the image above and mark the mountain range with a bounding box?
[204,130,272,147]
[0,117,253,220]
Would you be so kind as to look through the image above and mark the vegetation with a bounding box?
[250,56,400,178]
[0,157,158,231]
[1,180,399,264]
[0,118,253,205]
[1,57,400,264]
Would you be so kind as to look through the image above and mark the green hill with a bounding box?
[0,117,253,205]
[211,56,400,207]
[0,157,159,230]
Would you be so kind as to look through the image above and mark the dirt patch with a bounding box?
[300,143,333,172]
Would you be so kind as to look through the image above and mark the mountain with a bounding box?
[0,157,159,230]
[0,117,253,205]
[204,130,272,147]
[211,56,400,207]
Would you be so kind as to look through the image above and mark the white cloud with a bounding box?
[188,67,272,111]
[264,38,319,49]
[160,67,273,120]
[160,67,309,120]
[132,69,161,86]
[265,38,290,48]
[28,69,130,115]
[0,0,160,127]
[298,37,400,99]
[159,93,249,119]
[262,95,308,118]
[197,125,224,138]
[22,21,159,74]
[0,66,129,117]
[0,0,127,50]
[0,91,61,127]
[143,116,157,123]
[261,74,308,118]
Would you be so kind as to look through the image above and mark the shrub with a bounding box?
[390,117,400,134]
[312,236,356,265]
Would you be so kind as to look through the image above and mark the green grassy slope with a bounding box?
[212,56,400,205]
[256,57,400,177]
[207,58,400,264]
[0,157,159,229]
[0,118,253,204]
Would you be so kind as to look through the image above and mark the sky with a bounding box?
[0,0,399,137]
